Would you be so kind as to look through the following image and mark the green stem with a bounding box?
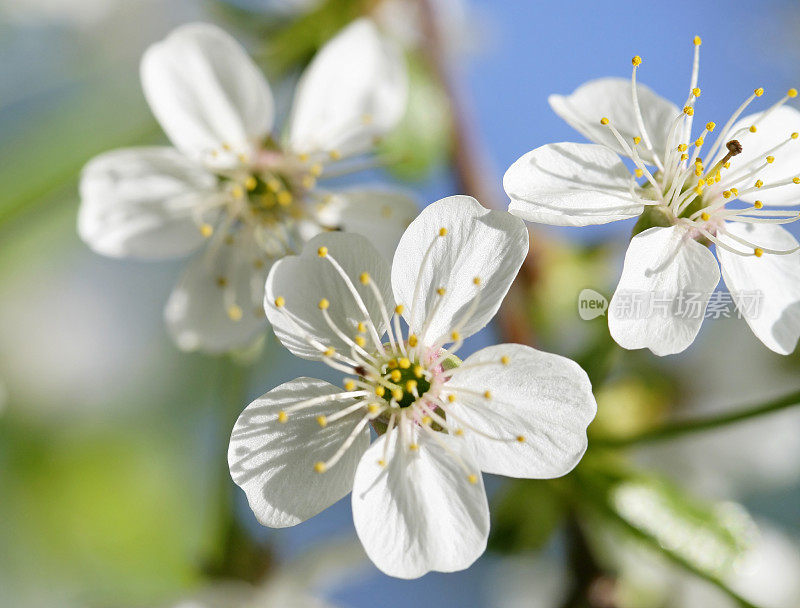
[560,476,760,608]
[593,388,800,448]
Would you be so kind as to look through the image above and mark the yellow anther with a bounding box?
[681,153,689,161]
[375,386,386,397]
[277,191,293,206]
[355,335,366,347]
[754,248,764,257]
[323,347,335,357]
[749,125,757,133]
[344,379,356,391]
[731,188,738,196]
[724,161,731,169]
[314,462,327,473]
[694,186,703,196]
[454,429,464,436]
[794,177,800,184]
[318,298,330,310]
[695,138,704,147]
[451,331,461,342]
[697,179,706,187]
[231,185,244,198]
[632,55,642,66]
[789,88,798,98]
[245,176,258,191]
[316,415,328,428]
[634,168,644,178]
[447,394,456,403]
[310,163,324,177]
[399,358,411,369]
[388,359,398,369]
[473,277,481,285]
[683,106,694,116]
[700,212,710,221]
[227,305,243,321]
[793,133,800,140]
[693,35,702,46]
[692,87,701,97]
[678,143,688,152]
[483,390,492,399]
[437,287,446,296]
[421,416,432,426]
[378,459,386,467]
[467,474,478,484]
[439,227,448,237]
[395,305,404,314]
[409,443,419,451]
[755,179,764,188]
[200,223,214,237]
[754,200,764,209]
[278,411,288,423]
[317,246,328,257]
[368,403,381,415]
[723,190,732,199]
[408,334,418,347]
[706,121,716,132]
[633,136,641,145]
[755,87,765,97]
[298,153,310,162]
[600,117,610,125]
[357,322,366,333]
[413,365,423,378]
[266,178,282,192]
[501,356,510,365]
[516,435,526,443]
[329,150,342,160]
[274,296,285,308]
[390,370,402,382]
[405,380,417,392]
[766,155,775,164]
[302,175,317,189]
[222,143,231,151]
[359,272,370,284]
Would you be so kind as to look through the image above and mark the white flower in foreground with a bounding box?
[228,195,597,578]
[504,37,800,355]
[79,19,412,353]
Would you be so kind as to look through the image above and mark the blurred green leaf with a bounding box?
[379,53,451,181]
[488,479,565,554]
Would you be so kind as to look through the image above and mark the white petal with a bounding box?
[503,142,644,226]
[351,427,489,578]
[608,226,720,356]
[391,195,528,344]
[265,232,393,360]
[165,228,270,353]
[314,187,418,259]
[549,78,679,165]
[287,18,407,157]
[78,147,219,259]
[141,23,274,165]
[228,377,370,528]
[444,343,596,477]
[718,222,800,354]
[722,106,800,206]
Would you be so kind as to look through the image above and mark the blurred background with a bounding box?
[1,1,799,607]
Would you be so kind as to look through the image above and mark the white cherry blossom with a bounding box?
[228,196,597,578]
[504,37,800,356]
[79,19,412,353]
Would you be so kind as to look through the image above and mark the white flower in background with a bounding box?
[504,37,800,355]
[229,195,597,578]
[79,19,412,353]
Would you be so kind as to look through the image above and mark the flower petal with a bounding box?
[164,228,270,353]
[265,231,393,360]
[549,78,679,165]
[314,187,418,259]
[287,18,407,157]
[444,343,596,478]
[503,142,644,226]
[351,427,489,578]
[608,226,720,356]
[718,222,800,354]
[78,147,219,259]
[141,23,274,165]
[722,106,800,206]
[391,195,528,345]
[228,377,370,528]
